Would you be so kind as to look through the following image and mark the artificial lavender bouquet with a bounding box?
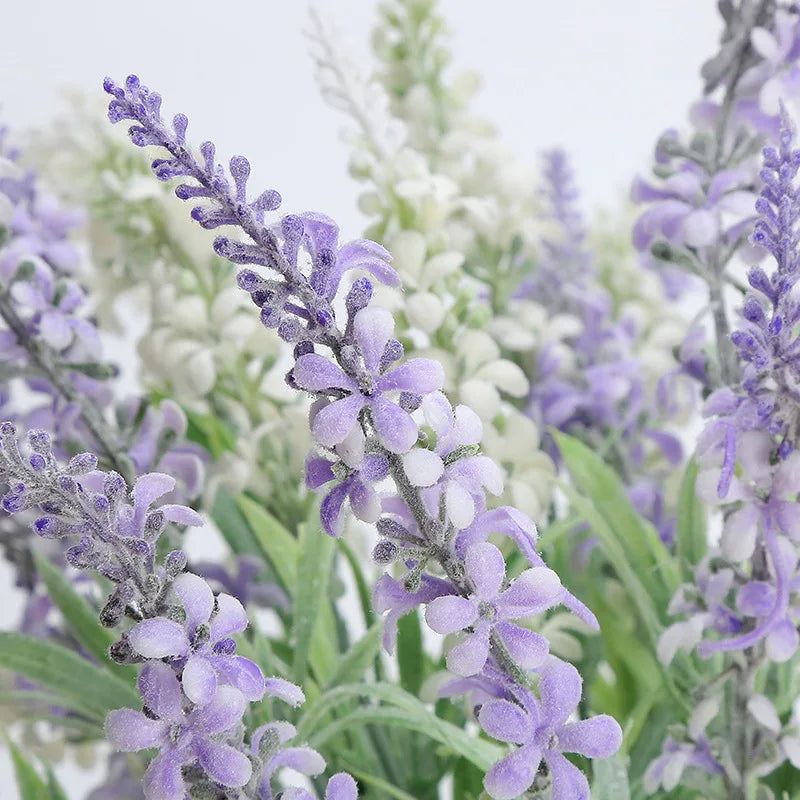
[4,1,800,799]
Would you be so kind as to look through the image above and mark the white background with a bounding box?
[0,1,719,797]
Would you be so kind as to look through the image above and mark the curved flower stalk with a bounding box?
[27,100,312,516]
[0,422,358,800]
[104,72,622,798]
[309,7,554,525]
[513,150,685,543]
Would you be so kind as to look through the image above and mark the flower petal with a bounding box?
[133,473,176,512]
[195,738,252,788]
[465,542,505,600]
[354,306,394,373]
[142,750,186,800]
[270,746,326,775]
[478,699,532,744]
[495,621,549,669]
[191,685,247,734]
[264,676,306,706]
[545,750,590,800]
[160,504,204,526]
[446,627,490,676]
[498,567,562,618]
[128,618,189,659]
[403,449,444,487]
[326,772,359,800]
[483,743,541,800]
[182,655,217,706]
[104,708,168,752]
[376,358,445,394]
[371,396,418,453]
[294,354,354,392]
[557,715,623,758]
[210,593,249,640]
[312,394,365,447]
[213,655,266,701]
[137,661,183,722]
[539,659,582,727]
[424,595,478,634]
[172,572,214,633]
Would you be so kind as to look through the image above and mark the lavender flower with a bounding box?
[103,72,622,797]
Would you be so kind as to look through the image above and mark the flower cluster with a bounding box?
[104,72,622,798]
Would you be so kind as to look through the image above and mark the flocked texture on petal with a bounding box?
[446,625,491,676]
[445,481,477,529]
[312,394,365,447]
[269,746,326,775]
[195,739,252,788]
[354,306,394,373]
[326,773,359,800]
[210,593,249,640]
[376,359,445,394]
[557,716,623,758]
[181,655,218,706]
[264,676,306,706]
[172,572,214,633]
[128,617,189,659]
[403,448,445,487]
[483,743,541,800]
[294,354,355,392]
[545,750,590,800]
[320,479,350,537]
[539,659,582,727]
[371,395,419,453]
[191,686,247,734]
[132,473,176,512]
[142,749,186,800]
[478,699,533,744]
[212,655,265,701]
[495,621,549,669]
[465,541,506,599]
[767,618,799,662]
[104,708,168,752]
[138,661,183,723]
[160,504,204,526]
[424,595,478,634]
[498,568,562,618]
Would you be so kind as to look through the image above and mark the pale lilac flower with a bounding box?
[479,659,622,800]
[105,661,252,799]
[424,542,560,676]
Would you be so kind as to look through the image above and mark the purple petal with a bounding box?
[306,456,335,489]
[498,567,562,618]
[195,738,252,788]
[544,750,590,800]
[424,595,478,634]
[269,746,326,775]
[326,772,359,800]
[160,504,204,526]
[137,661,183,722]
[557,715,623,758]
[294,354,354,392]
[465,542,505,600]
[181,655,217,706]
[213,655,266,701]
[495,621,549,669]
[190,685,247,734]
[370,396,418,453]
[767,619,799,662]
[320,480,350,537]
[133,473,176,512]
[128,617,189,659]
[142,750,186,800]
[446,626,490,676]
[311,394,365,447]
[39,311,72,350]
[349,480,380,523]
[172,572,214,633]
[737,581,775,617]
[104,708,168,751]
[264,676,306,706]
[376,359,445,394]
[210,593,248,640]
[483,743,541,800]
[354,306,394,373]
[478,699,533,744]
[539,659,582,727]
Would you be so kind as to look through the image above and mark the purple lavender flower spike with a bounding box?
[425,542,561,676]
[479,659,622,800]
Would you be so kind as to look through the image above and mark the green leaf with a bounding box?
[324,623,383,690]
[297,682,502,770]
[32,551,136,684]
[397,609,424,696]
[591,753,631,800]
[553,431,679,604]
[292,529,335,684]
[211,487,260,557]
[45,766,70,800]
[237,494,299,588]
[675,458,707,575]
[0,632,140,720]
[6,737,49,800]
